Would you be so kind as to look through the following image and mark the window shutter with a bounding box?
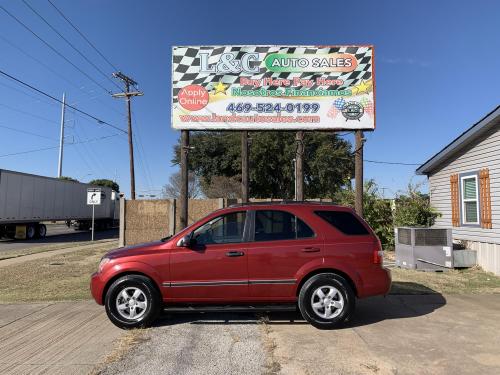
[450,174,459,227]
[479,169,492,229]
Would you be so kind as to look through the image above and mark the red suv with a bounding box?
[91,202,391,329]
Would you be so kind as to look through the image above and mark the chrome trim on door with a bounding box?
[162,279,297,287]
[248,279,296,285]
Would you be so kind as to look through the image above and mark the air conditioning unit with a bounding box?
[395,227,454,271]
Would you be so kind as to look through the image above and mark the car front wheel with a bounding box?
[298,273,355,329]
[105,275,161,329]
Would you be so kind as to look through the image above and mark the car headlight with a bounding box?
[98,257,110,273]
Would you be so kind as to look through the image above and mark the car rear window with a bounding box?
[254,210,314,241]
[315,210,369,235]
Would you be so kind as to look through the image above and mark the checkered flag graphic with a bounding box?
[360,97,374,117]
[172,46,373,103]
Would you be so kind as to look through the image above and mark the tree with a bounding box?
[202,175,241,198]
[162,171,202,199]
[59,176,79,182]
[172,131,353,199]
[89,179,120,192]
[394,182,440,227]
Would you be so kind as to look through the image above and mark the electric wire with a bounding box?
[0,69,127,133]
[0,102,59,125]
[47,0,120,72]
[0,133,120,158]
[0,33,123,115]
[0,5,114,94]
[0,124,58,141]
[21,0,121,92]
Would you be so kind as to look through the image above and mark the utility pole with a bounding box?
[355,130,365,217]
[57,93,66,178]
[112,72,143,200]
[295,131,304,201]
[241,131,249,202]
[180,130,190,229]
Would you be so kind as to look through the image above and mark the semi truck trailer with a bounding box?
[0,169,120,240]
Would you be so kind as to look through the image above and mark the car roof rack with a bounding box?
[228,200,339,208]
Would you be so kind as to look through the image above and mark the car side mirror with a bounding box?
[177,233,193,247]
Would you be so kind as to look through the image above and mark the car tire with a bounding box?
[105,275,161,329]
[298,273,355,329]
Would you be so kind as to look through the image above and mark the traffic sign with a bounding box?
[87,188,101,205]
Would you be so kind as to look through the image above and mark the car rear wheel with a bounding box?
[105,275,161,329]
[298,273,355,329]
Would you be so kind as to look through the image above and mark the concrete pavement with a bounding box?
[100,312,268,375]
[100,294,500,375]
[2,294,499,374]
[0,301,123,375]
[270,294,500,375]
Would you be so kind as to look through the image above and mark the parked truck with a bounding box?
[0,169,120,240]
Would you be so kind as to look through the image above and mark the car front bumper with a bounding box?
[90,272,105,305]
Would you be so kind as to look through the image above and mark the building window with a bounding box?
[460,174,479,225]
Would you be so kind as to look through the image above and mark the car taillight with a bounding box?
[373,240,383,264]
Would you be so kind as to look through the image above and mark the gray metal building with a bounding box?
[417,106,500,275]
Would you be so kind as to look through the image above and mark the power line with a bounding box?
[47,0,119,72]
[0,124,58,141]
[0,102,59,125]
[0,33,126,119]
[0,133,120,158]
[364,159,421,166]
[21,0,121,92]
[0,69,127,133]
[0,5,113,94]
[0,79,56,107]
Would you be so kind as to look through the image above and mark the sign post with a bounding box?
[87,188,101,241]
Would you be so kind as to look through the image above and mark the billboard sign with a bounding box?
[172,45,375,130]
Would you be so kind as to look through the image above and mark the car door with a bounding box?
[246,209,320,298]
[168,211,249,301]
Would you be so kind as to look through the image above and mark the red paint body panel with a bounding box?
[90,203,391,306]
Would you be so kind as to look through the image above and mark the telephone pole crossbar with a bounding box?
[112,72,143,200]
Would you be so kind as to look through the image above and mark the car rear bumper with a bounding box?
[90,272,105,305]
[358,266,392,298]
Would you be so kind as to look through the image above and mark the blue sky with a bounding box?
[0,0,499,198]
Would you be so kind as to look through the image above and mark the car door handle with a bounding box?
[302,247,320,253]
[226,251,245,257]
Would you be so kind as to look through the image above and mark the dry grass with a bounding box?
[0,238,114,261]
[0,243,116,303]
[390,265,500,295]
[91,329,149,375]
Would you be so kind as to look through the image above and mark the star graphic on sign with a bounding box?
[352,80,372,95]
[213,81,228,95]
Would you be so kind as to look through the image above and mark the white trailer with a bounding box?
[0,169,119,239]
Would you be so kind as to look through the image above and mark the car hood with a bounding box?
[105,241,163,259]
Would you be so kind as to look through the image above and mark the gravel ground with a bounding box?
[99,312,269,375]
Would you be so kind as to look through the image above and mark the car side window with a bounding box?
[254,210,314,242]
[193,211,246,245]
[315,210,369,235]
